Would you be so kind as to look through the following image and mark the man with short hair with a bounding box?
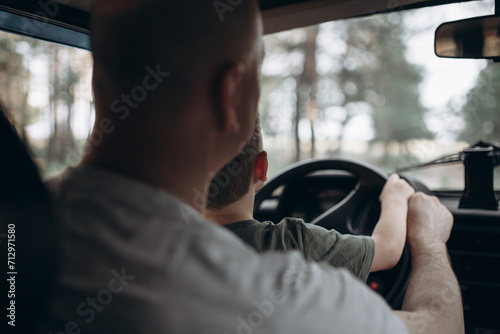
[44,1,464,333]
[205,121,415,282]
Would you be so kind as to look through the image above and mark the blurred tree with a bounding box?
[318,21,372,153]
[259,27,320,162]
[295,26,319,161]
[0,35,37,141]
[46,45,82,166]
[318,14,432,158]
[457,61,500,144]
[365,15,433,154]
[0,31,92,175]
[254,12,434,170]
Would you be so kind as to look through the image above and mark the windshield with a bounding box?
[259,0,499,190]
[0,0,498,191]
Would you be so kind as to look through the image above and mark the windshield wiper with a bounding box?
[396,141,500,173]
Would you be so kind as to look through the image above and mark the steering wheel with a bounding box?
[253,158,411,309]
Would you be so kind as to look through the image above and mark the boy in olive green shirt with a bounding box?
[204,121,414,282]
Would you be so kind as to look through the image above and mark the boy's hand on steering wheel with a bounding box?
[379,174,415,204]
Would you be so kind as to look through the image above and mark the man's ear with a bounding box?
[217,63,246,133]
[254,151,268,183]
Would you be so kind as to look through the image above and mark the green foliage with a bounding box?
[458,62,500,144]
[344,14,433,144]
[259,12,433,153]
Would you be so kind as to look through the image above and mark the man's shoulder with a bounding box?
[46,166,200,224]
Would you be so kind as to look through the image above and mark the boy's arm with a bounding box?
[370,174,414,272]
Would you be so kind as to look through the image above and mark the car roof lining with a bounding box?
[262,0,479,34]
[0,0,480,50]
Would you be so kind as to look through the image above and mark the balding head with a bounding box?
[91,0,261,120]
[85,0,263,205]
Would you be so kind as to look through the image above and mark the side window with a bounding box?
[0,31,94,177]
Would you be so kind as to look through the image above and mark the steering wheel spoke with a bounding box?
[311,187,374,234]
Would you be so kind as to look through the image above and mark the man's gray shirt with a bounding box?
[43,166,408,334]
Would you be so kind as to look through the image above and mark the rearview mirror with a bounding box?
[435,15,500,59]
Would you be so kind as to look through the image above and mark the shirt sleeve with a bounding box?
[274,218,375,282]
[261,254,409,334]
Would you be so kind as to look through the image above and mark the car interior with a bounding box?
[0,0,499,333]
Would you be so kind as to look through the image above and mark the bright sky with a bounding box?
[405,1,494,142]
[295,0,495,143]
[406,1,493,107]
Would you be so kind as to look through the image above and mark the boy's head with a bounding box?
[207,120,267,210]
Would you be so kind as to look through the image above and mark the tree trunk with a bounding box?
[294,81,301,162]
[47,47,60,163]
[310,116,316,158]
[294,26,319,162]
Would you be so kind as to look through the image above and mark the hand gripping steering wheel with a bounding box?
[253,158,411,309]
